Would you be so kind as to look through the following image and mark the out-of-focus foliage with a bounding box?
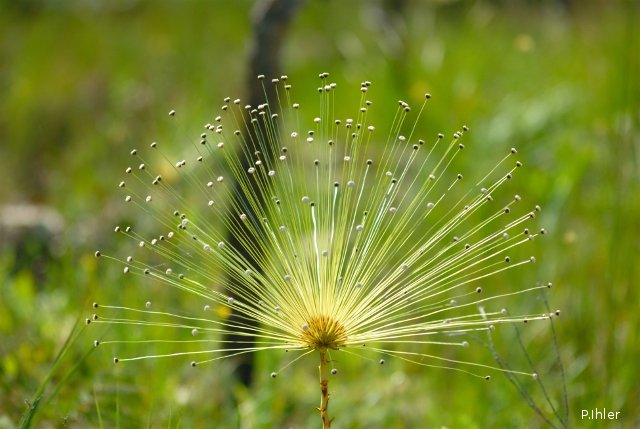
[0,0,637,428]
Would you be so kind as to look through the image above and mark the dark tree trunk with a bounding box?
[223,0,305,388]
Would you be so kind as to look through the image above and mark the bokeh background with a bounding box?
[1,0,638,428]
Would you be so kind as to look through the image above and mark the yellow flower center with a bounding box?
[300,315,347,350]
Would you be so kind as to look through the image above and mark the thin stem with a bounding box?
[318,348,332,428]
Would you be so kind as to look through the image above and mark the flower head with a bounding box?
[92,73,551,422]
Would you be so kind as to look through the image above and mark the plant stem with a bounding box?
[318,348,332,428]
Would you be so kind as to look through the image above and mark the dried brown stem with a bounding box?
[318,349,332,429]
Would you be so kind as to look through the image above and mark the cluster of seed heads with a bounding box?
[91,72,554,382]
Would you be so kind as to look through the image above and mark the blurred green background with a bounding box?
[1,0,638,428]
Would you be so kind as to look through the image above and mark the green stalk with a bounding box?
[18,319,86,429]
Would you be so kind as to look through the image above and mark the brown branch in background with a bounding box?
[222,0,305,388]
[248,0,306,108]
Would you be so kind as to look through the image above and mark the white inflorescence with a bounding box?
[91,73,551,379]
